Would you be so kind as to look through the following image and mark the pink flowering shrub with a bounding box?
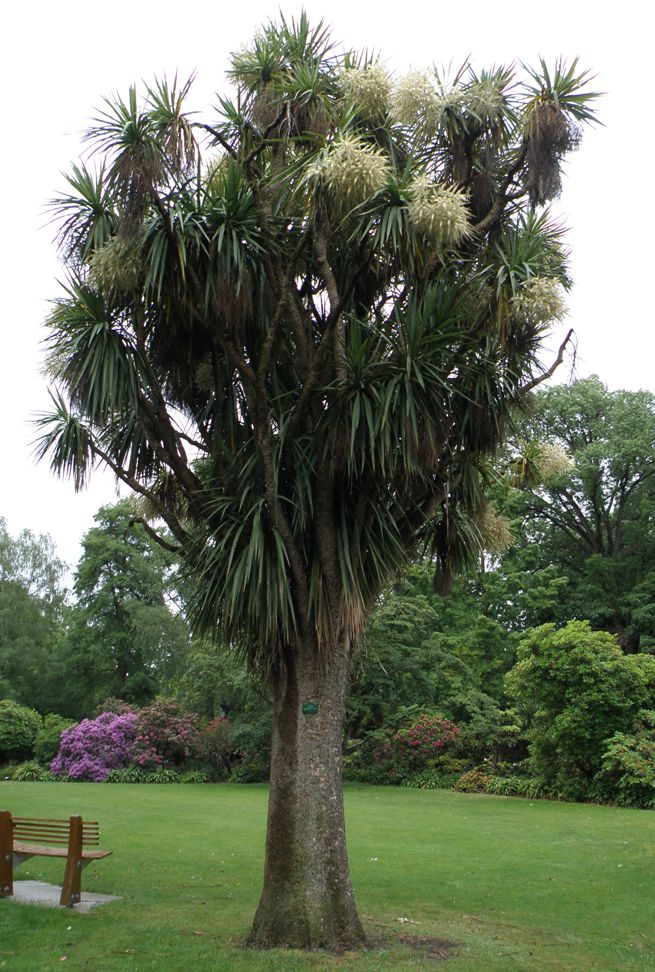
[393,714,459,770]
[131,700,200,770]
[51,711,137,781]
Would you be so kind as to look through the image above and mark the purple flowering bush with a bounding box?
[51,711,137,781]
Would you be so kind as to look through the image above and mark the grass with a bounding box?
[1,782,654,971]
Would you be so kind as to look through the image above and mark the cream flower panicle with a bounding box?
[311,135,391,209]
[465,80,506,126]
[477,502,513,553]
[390,71,441,133]
[408,177,471,247]
[512,276,567,325]
[537,441,575,481]
[339,65,392,119]
[89,237,143,294]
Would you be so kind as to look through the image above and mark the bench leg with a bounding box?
[0,811,13,898]
[60,816,83,907]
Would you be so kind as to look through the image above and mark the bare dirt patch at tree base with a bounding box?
[395,934,460,961]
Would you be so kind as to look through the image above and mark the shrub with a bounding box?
[182,770,210,783]
[193,716,232,778]
[132,700,200,770]
[230,755,270,783]
[0,700,42,763]
[35,714,76,764]
[486,776,543,798]
[593,711,655,809]
[393,714,459,771]
[12,761,52,782]
[403,772,461,790]
[506,621,655,800]
[454,769,492,793]
[106,767,146,783]
[51,710,137,781]
[144,767,180,784]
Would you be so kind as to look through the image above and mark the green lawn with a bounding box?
[0,782,653,971]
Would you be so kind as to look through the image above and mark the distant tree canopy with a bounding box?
[0,518,66,710]
[61,501,188,715]
[498,378,655,649]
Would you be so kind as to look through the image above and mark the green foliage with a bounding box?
[34,713,76,764]
[485,775,543,798]
[402,771,463,790]
[11,762,55,782]
[193,716,232,779]
[506,621,655,799]
[0,700,42,762]
[143,767,180,784]
[229,754,270,784]
[0,518,67,712]
[348,564,509,763]
[593,711,655,808]
[499,378,655,649]
[182,770,210,784]
[60,501,189,715]
[105,766,146,783]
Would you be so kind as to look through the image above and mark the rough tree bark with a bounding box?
[248,634,366,949]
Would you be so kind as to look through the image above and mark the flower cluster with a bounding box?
[311,135,391,209]
[51,711,137,781]
[339,65,392,119]
[477,501,513,553]
[390,71,441,133]
[536,441,575,482]
[511,276,567,325]
[393,714,459,766]
[465,79,506,126]
[408,177,470,247]
[89,237,143,294]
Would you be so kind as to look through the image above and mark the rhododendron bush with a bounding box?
[52,711,137,781]
[393,714,459,769]
[51,701,205,780]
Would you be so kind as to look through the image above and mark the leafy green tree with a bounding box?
[61,501,188,715]
[506,621,655,799]
[36,14,597,947]
[348,564,507,753]
[0,519,66,710]
[503,378,655,649]
[595,710,655,808]
[0,700,42,763]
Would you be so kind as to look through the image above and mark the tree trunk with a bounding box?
[248,636,366,949]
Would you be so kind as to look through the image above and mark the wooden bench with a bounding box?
[0,811,112,907]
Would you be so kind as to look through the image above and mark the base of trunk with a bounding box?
[248,890,367,950]
[248,643,366,949]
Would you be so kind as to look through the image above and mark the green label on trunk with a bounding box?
[302,701,319,715]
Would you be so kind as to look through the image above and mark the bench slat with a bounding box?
[14,842,112,861]
[13,816,99,826]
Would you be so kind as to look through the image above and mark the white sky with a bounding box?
[0,0,650,572]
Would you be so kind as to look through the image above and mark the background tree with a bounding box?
[37,15,597,948]
[500,378,655,649]
[506,620,655,799]
[61,501,188,715]
[0,518,66,710]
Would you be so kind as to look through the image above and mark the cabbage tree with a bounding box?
[37,14,598,948]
